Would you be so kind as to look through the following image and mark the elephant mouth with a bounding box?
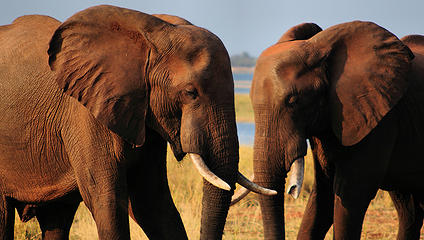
[284,138,308,170]
[168,141,186,161]
[174,152,186,161]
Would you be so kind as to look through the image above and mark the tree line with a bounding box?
[230,52,256,67]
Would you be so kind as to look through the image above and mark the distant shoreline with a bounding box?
[231,66,254,74]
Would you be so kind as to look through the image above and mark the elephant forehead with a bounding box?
[170,63,233,94]
[257,43,306,79]
[169,51,209,83]
[256,53,301,87]
[259,40,304,58]
[169,48,232,89]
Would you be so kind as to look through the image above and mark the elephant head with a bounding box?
[250,21,413,238]
[402,35,424,55]
[152,14,193,25]
[47,5,272,239]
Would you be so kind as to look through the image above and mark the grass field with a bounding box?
[235,94,254,122]
[14,147,410,239]
[13,93,423,239]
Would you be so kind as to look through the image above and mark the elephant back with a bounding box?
[1,15,59,73]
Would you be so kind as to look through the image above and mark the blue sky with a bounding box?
[2,0,423,56]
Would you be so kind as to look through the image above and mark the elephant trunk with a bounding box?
[199,133,238,240]
[200,181,233,239]
[180,103,238,240]
[254,136,286,239]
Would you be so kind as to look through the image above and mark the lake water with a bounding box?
[233,72,253,94]
[237,122,311,148]
[237,122,254,146]
[233,72,254,145]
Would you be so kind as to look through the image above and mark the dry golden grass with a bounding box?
[234,94,254,122]
[14,146,421,239]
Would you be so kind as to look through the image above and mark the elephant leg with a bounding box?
[298,188,334,240]
[332,111,398,239]
[333,194,373,239]
[71,153,129,239]
[63,128,130,239]
[0,196,15,240]
[332,152,384,240]
[79,172,129,240]
[297,168,334,239]
[128,128,187,240]
[389,191,423,240]
[36,200,80,240]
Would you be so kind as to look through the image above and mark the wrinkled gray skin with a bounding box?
[0,5,239,240]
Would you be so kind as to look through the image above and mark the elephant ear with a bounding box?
[310,21,414,146]
[278,23,322,43]
[48,5,166,146]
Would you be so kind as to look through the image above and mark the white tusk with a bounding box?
[230,187,251,206]
[230,173,278,206]
[236,173,277,196]
[189,153,231,191]
[286,157,304,199]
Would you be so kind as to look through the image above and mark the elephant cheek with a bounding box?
[180,110,206,154]
[180,130,205,154]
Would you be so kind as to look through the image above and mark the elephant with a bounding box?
[0,5,274,240]
[230,27,424,239]
[240,20,424,239]
[294,34,424,240]
[293,33,424,240]
[10,12,188,240]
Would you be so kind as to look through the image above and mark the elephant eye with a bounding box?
[286,94,299,107]
[185,87,199,100]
